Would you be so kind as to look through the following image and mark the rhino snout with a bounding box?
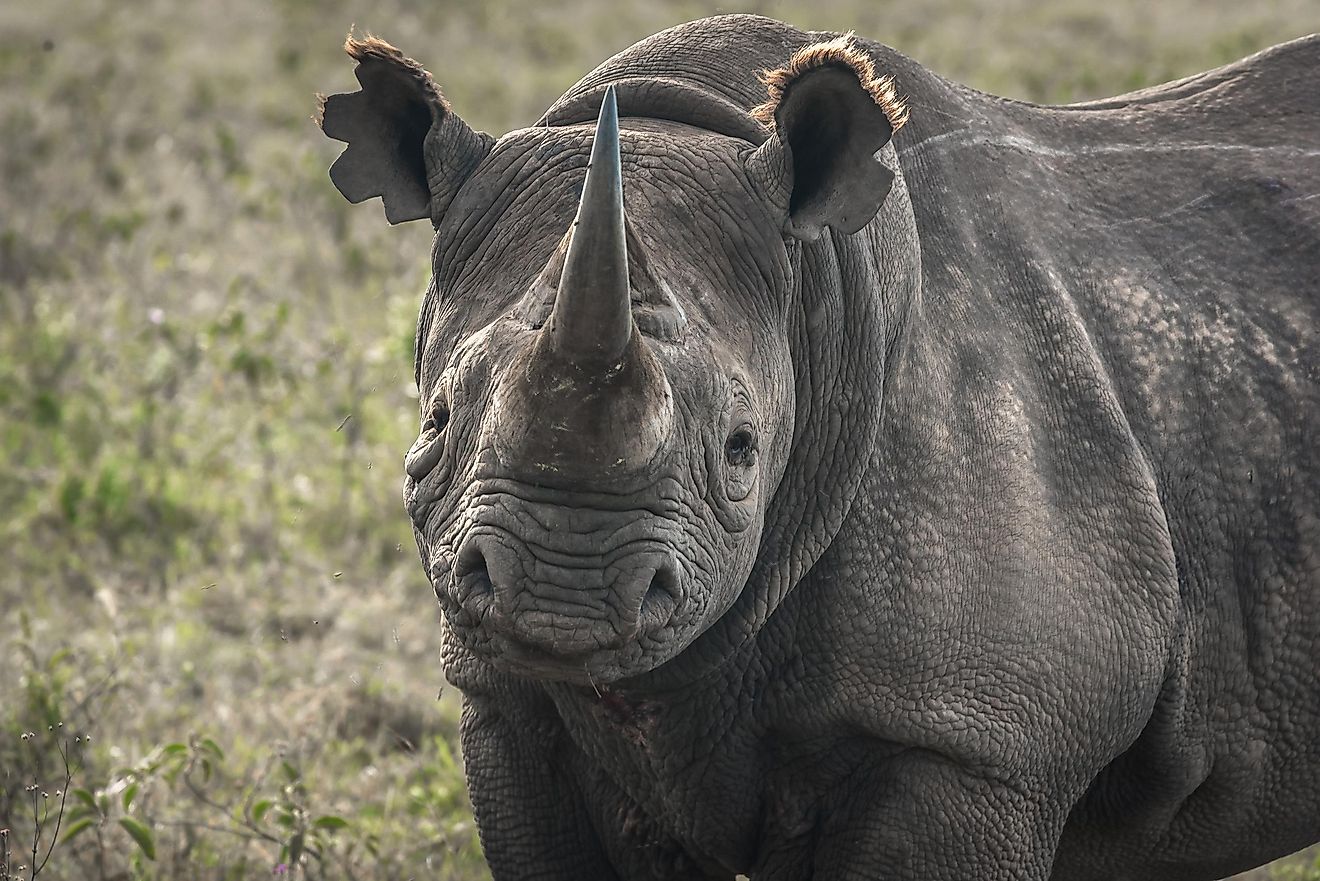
[450,531,682,660]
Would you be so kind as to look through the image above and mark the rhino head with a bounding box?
[320,35,907,684]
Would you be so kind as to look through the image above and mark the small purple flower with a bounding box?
[273,863,289,875]
[148,307,165,326]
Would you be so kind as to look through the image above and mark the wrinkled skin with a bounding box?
[321,15,1320,880]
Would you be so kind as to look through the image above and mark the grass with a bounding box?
[0,0,1315,877]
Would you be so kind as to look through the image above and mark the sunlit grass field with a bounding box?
[2,0,1316,877]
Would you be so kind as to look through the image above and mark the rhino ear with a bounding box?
[318,36,493,225]
[747,35,908,240]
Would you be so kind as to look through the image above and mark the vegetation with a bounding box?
[1,0,1314,877]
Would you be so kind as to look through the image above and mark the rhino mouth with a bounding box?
[435,507,690,682]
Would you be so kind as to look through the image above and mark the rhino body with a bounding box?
[320,15,1320,880]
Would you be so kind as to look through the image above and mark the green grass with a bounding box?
[1,0,1315,877]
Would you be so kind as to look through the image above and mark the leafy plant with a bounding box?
[59,736,356,877]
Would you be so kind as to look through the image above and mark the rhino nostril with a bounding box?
[455,543,493,597]
[639,564,680,629]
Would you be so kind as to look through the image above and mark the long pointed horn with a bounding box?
[543,86,632,366]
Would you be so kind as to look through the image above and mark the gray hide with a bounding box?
[320,15,1320,880]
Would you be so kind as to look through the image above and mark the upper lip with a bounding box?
[443,533,683,655]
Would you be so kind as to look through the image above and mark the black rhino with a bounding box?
[319,14,1320,880]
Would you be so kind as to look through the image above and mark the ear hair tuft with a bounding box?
[751,34,909,134]
[339,32,451,114]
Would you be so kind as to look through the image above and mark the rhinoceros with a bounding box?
[319,14,1320,880]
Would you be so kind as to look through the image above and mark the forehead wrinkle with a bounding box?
[626,180,738,307]
[437,127,593,289]
[615,129,789,317]
[629,186,787,331]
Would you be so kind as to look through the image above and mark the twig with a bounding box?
[32,738,78,877]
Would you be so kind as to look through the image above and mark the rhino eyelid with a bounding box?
[424,400,450,433]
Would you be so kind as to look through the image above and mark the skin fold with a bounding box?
[320,15,1320,880]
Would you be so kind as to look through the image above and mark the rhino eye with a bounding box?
[424,400,450,434]
[725,427,757,467]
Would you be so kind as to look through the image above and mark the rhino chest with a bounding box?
[555,685,774,874]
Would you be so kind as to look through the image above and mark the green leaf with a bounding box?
[63,806,94,825]
[251,799,273,823]
[312,815,348,831]
[161,743,188,757]
[72,788,97,811]
[199,737,225,760]
[280,760,299,782]
[119,817,157,860]
[122,782,139,811]
[288,831,305,867]
[61,818,96,844]
[201,757,213,783]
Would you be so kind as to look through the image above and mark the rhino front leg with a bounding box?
[461,693,621,881]
[810,750,1070,881]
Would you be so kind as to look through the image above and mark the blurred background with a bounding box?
[1,0,1316,877]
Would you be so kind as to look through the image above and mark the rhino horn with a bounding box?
[542,86,633,367]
